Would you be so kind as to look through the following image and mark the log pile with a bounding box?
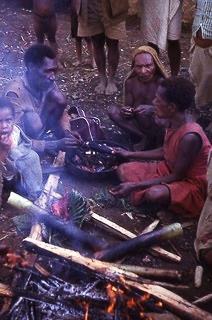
[2,151,211,319]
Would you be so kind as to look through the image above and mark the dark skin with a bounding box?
[108,52,164,138]
[33,0,57,54]
[91,33,120,95]
[7,56,81,152]
[148,40,181,76]
[110,85,202,207]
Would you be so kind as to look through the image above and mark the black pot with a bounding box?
[65,140,128,181]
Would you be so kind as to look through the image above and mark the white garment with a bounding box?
[139,0,182,50]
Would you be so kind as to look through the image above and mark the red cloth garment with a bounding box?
[118,123,211,216]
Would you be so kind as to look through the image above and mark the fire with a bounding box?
[6,252,30,268]
[51,192,69,220]
[82,302,89,320]
[126,297,137,308]
[106,284,117,314]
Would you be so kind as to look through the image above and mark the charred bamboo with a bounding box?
[95,223,183,262]
[91,213,181,263]
[8,192,105,252]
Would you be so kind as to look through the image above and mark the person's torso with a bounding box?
[163,122,211,179]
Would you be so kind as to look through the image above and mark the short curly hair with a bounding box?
[0,97,15,117]
[24,44,56,67]
[159,77,195,111]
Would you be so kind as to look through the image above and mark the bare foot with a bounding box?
[95,78,107,94]
[105,79,118,95]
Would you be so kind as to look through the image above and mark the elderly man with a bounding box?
[108,46,168,149]
[4,44,79,153]
[139,0,182,76]
[76,0,129,95]
[189,0,212,108]
[111,77,211,217]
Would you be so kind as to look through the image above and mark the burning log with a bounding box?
[91,213,181,263]
[95,223,183,262]
[22,238,212,320]
[8,192,106,252]
[193,294,212,305]
[113,265,184,281]
[125,281,212,320]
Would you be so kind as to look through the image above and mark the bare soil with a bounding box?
[0,1,212,318]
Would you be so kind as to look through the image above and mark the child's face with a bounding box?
[0,107,14,141]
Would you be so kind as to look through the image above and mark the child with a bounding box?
[0,97,42,204]
[70,0,95,67]
[33,0,58,54]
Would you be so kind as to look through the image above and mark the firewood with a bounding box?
[95,223,183,262]
[23,238,212,320]
[23,237,139,282]
[91,212,181,263]
[193,293,212,305]
[194,265,204,288]
[0,283,13,297]
[113,265,183,281]
[125,280,212,320]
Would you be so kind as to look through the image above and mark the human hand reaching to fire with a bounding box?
[111,147,132,159]
[109,182,137,198]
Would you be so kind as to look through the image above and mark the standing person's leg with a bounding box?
[46,14,58,54]
[167,4,182,75]
[84,37,95,68]
[167,40,181,75]
[91,33,107,94]
[74,37,83,66]
[105,37,119,95]
[148,42,159,55]
[33,14,45,43]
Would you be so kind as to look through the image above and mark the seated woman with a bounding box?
[0,97,42,204]
[108,46,168,149]
[111,77,211,216]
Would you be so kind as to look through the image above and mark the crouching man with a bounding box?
[195,150,212,267]
[4,44,80,154]
[0,97,42,205]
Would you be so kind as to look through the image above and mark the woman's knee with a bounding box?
[144,185,170,204]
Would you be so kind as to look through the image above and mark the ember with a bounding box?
[51,192,69,220]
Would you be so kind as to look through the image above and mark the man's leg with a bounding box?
[33,14,45,43]
[74,37,82,66]
[46,14,58,55]
[167,39,181,75]
[148,42,159,55]
[105,37,119,95]
[84,37,95,68]
[91,33,107,94]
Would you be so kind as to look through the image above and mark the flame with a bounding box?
[6,252,30,268]
[106,284,117,314]
[126,297,137,309]
[51,192,69,220]
[140,293,151,302]
[83,302,89,320]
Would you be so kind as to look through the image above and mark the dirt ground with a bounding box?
[0,1,212,318]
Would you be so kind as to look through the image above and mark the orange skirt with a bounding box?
[118,161,207,216]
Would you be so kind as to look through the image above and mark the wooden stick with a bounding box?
[114,265,183,281]
[91,212,181,263]
[125,280,212,320]
[193,294,212,305]
[23,237,139,281]
[23,238,212,320]
[0,283,13,298]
